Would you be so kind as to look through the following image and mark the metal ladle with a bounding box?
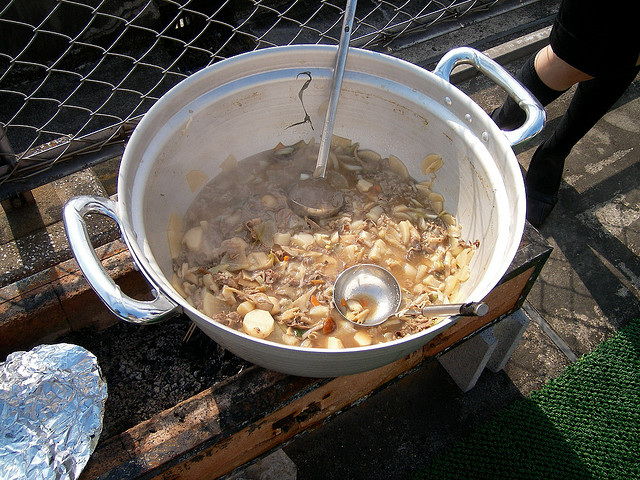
[287,0,357,218]
[332,264,489,327]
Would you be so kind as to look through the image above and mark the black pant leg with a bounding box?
[525,65,640,197]
[492,53,568,130]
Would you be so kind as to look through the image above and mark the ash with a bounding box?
[61,316,249,440]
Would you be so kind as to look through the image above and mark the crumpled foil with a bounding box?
[0,343,108,480]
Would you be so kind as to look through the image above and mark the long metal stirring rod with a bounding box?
[313,0,358,179]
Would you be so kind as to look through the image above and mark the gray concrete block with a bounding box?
[438,327,498,392]
[486,309,531,373]
[226,449,298,480]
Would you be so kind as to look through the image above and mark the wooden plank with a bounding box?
[81,369,320,479]
[0,240,152,358]
[154,352,425,479]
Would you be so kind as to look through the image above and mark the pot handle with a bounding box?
[433,47,545,147]
[63,195,180,324]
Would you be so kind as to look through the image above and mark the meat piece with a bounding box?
[245,217,263,243]
[212,311,242,330]
[368,169,414,203]
[279,306,314,328]
[211,270,239,289]
[396,315,437,338]
[245,292,274,311]
[420,222,448,252]
[244,268,279,285]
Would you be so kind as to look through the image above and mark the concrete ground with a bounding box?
[2,1,640,478]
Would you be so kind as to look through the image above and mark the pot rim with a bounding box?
[117,44,524,355]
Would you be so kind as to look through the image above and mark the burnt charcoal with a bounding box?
[60,315,249,440]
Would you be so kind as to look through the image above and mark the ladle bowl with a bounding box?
[285,0,356,218]
[287,177,345,218]
[333,264,489,326]
[333,264,402,326]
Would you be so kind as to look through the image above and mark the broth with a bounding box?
[168,137,478,349]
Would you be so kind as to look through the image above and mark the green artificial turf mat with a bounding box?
[411,318,640,480]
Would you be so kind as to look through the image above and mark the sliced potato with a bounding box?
[422,154,443,175]
[356,149,382,164]
[282,334,300,346]
[242,309,275,339]
[403,263,417,282]
[398,220,412,245]
[273,232,291,246]
[388,154,410,178]
[442,276,459,298]
[168,212,184,232]
[237,300,255,316]
[309,305,331,320]
[291,232,315,249]
[415,264,429,283]
[171,273,187,298]
[326,337,345,349]
[330,134,352,149]
[367,239,387,262]
[183,226,203,252]
[167,212,184,259]
[167,230,183,259]
[456,247,474,268]
[456,264,471,283]
[341,244,359,264]
[356,178,374,192]
[261,194,278,208]
[268,296,281,315]
[365,205,385,223]
[314,233,331,248]
[245,251,274,271]
[358,230,373,248]
[353,330,373,346]
[202,273,214,289]
[186,169,208,192]
[203,291,229,317]
[220,154,237,171]
[428,192,445,214]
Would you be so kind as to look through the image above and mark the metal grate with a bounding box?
[0,0,502,199]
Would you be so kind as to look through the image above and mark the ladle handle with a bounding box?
[433,47,545,147]
[420,302,489,317]
[314,0,358,178]
[63,195,181,324]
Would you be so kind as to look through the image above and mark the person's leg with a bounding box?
[492,46,576,130]
[534,44,593,90]
[525,64,640,226]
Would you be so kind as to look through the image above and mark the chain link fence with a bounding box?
[0,0,505,199]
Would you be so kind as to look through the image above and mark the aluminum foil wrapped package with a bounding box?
[0,343,108,480]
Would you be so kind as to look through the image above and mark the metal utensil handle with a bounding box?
[433,46,545,147]
[420,301,489,317]
[313,0,358,178]
[63,195,180,324]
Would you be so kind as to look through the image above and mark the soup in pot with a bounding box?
[168,137,478,349]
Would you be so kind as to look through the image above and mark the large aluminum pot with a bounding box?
[64,46,544,377]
